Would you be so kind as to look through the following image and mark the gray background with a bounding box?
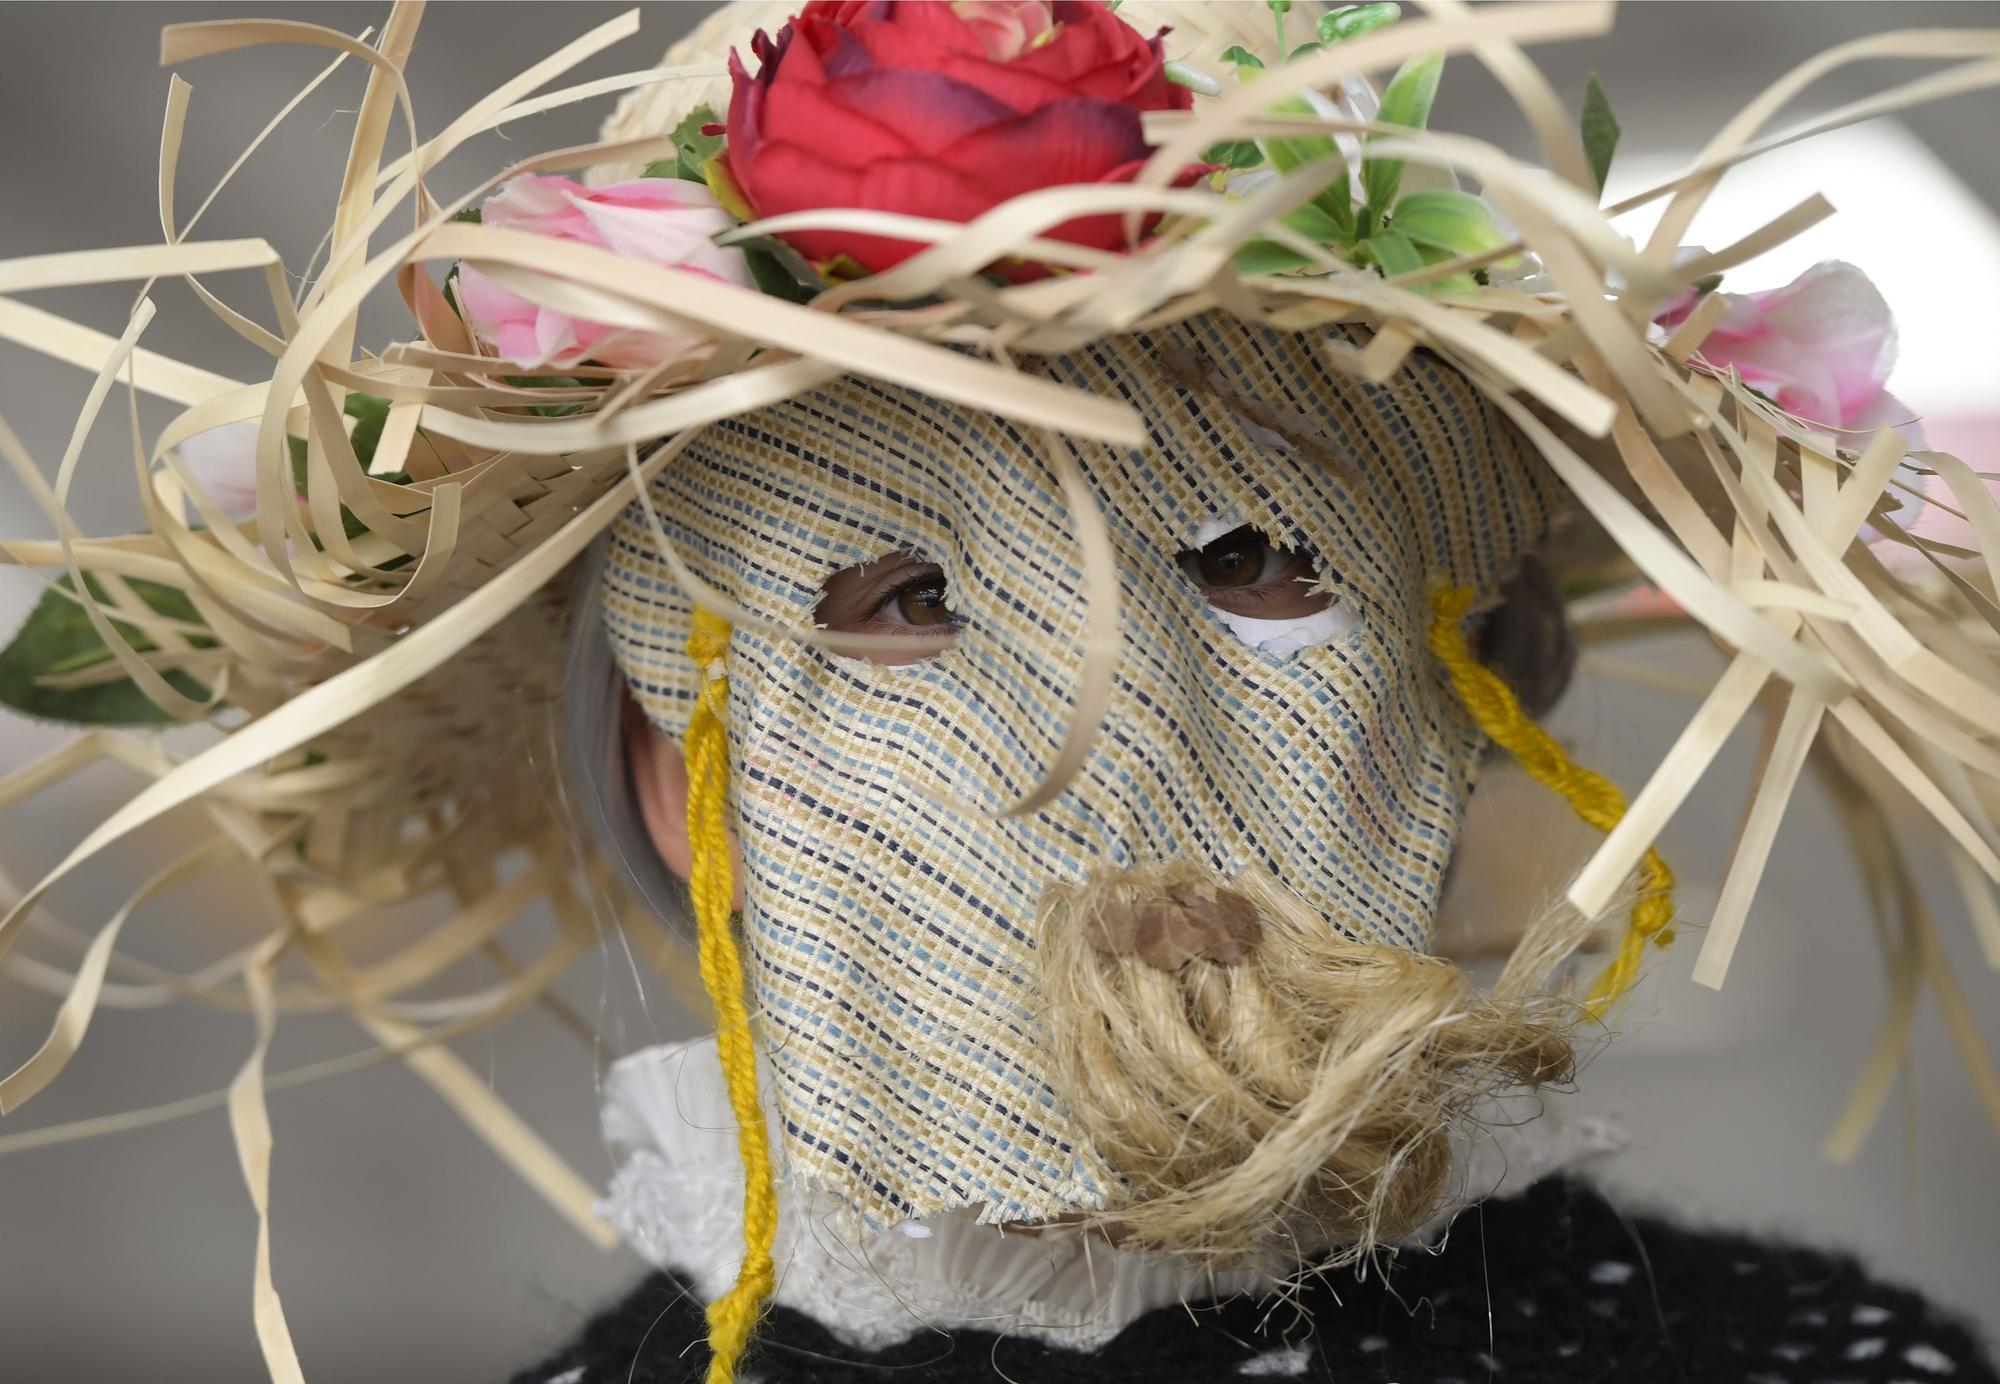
[1,4,1998,1382]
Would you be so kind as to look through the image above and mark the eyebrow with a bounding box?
[1153,345,1351,477]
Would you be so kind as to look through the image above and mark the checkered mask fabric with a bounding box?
[603,312,1562,1228]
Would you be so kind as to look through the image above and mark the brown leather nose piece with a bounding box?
[1083,880,1263,971]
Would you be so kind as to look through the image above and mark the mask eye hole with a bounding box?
[1177,525,1332,620]
[815,551,960,665]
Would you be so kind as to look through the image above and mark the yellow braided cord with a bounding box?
[1427,587,1676,1017]
[684,607,777,1383]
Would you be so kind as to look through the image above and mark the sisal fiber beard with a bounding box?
[1035,863,1576,1265]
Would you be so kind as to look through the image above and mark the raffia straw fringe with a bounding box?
[0,5,1990,1378]
[1036,862,1576,1265]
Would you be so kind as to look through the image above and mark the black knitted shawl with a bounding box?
[511,1179,1996,1384]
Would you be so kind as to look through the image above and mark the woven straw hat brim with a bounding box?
[1,6,1998,1371]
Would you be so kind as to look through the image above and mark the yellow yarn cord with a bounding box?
[1427,586,1676,1016]
[684,607,777,1383]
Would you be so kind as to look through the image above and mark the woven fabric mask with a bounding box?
[603,311,1563,1231]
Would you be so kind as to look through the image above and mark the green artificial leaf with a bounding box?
[1313,185,1356,244]
[1219,44,1265,76]
[449,206,482,224]
[1232,83,1360,243]
[1386,189,1509,256]
[1201,139,1266,170]
[1362,227,1425,278]
[721,232,826,302]
[1233,238,1317,276]
[1288,42,1323,62]
[281,392,418,546]
[1580,73,1620,193]
[1253,95,1354,242]
[0,575,213,725]
[667,104,726,183]
[345,390,391,465]
[1413,239,1482,296]
[1360,51,1444,224]
[505,374,591,418]
[1258,96,1338,175]
[744,244,820,303]
[286,391,396,476]
[1281,199,1349,247]
[1692,271,1724,295]
[1319,2,1401,44]
[640,159,678,180]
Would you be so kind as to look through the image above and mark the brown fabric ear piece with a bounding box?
[1478,554,1578,720]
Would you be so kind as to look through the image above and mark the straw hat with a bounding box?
[2,3,1997,1380]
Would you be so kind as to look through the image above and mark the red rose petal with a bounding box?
[935,97,1149,192]
[826,67,1017,156]
[745,142,994,272]
[852,1,990,59]
[762,78,918,163]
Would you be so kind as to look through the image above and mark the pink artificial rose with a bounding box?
[454,174,754,371]
[1655,260,1906,431]
[1867,422,2000,579]
[175,418,263,520]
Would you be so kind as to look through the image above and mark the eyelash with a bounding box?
[1224,571,1311,605]
[866,568,961,627]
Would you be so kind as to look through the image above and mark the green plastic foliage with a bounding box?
[1232,239,1318,277]
[1386,189,1508,257]
[1201,139,1266,170]
[1319,3,1401,45]
[0,575,213,725]
[646,103,726,184]
[1218,44,1265,76]
[1364,227,1424,278]
[1580,73,1621,192]
[1361,51,1443,228]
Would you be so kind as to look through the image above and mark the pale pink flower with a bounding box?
[952,1,1056,61]
[1868,424,2000,580]
[175,418,262,519]
[454,174,753,371]
[1654,260,1903,431]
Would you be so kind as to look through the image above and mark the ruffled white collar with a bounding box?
[598,1036,1272,1352]
[597,1036,1622,1353]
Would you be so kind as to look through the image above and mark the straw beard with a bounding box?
[1034,862,1576,1266]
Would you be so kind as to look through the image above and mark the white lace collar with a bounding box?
[597,1036,1273,1352]
[596,1035,1622,1354]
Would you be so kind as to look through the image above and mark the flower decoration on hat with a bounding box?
[1653,259,1912,434]
[718,0,1203,276]
[455,175,755,370]
[4,8,2000,1384]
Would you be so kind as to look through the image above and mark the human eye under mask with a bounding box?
[602,312,1571,1260]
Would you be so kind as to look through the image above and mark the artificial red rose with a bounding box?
[722,0,1199,276]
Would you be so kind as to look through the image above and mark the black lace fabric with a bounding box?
[511,1179,1997,1384]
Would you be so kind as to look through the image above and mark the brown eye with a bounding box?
[814,552,960,666]
[1177,525,1333,621]
[893,576,954,627]
[1188,526,1272,588]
